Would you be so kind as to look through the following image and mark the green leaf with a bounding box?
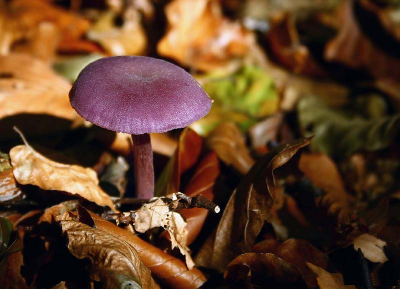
[298,97,400,157]
[0,218,22,279]
[192,66,279,135]
[53,54,104,82]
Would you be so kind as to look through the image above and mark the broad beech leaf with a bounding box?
[203,137,312,271]
[298,96,400,157]
[206,122,254,175]
[10,142,116,211]
[180,152,220,245]
[306,263,356,289]
[0,251,28,289]
[60,220,159,289]
[0,54,81,131]
[157,0,254,72]
[253,239,334,289]
[155,128,202,197]
[352,234,388,263]
[79,208,207,289]
[224,253,307,288]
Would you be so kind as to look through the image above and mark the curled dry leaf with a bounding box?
[307,263,356,289]
[157,0,255,71]
[352,234,388,263]
[224,253,307,288]
[324,0,400,80]
[206,122,255,175]
[10,140,116,211]
[134,197,194,269]
[60,220,159,289]
[81,208,207,289]
[199,137,312,272]
[253,239,333,289]
[155,128,202,197]
[180,152,220,245]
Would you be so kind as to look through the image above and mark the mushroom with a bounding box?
[69,56,212,199]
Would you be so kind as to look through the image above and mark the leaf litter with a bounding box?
[2,0,400,288]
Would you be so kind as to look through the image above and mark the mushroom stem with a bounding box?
[131,133,154,199]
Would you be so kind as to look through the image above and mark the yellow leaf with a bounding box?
[9,135,116,212]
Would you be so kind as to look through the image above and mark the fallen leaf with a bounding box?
[0,251,28,289]
[0,153,24,204]
[0,0,89,56]
[53,54,104,82]
[80,208,207,289]
[201,137,311,271]
[180,152,220,245]
[39,201,79,224]
[100,156,129,198]
[266,13,326,76]
[249,112,284,150]
[353,233,388,263]
[157,0,255,71]
[224,253,307,288]
[61,220,159,289]
[155,128,202,197]
[253,239,334,289]
[134,197,194,269]
[206,122,254,174]
[87,8,147,56]
[298,96,400,157]
[324,0,400,80]
[0,54,82,140]
[307,262,357,289]
[0,218,23,281]
[9,135,116,211]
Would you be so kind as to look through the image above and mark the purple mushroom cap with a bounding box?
[69,56,212,135]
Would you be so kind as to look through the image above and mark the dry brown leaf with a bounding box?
[324,0,400,80]
[253,239,333,289]
[181,152,220,245]
[0,251,28,289]
[199,137,311,272]
[87,9,147,56]
[353,234,388,263]
[61,220,159,289]
[10,139,116,211]
[0,0,89,56]
[134,197,194,269]
[306,263,356,289]
[206,122,255,175]
[157,0,255,71]
[0,54,82,139]
[0,154,24,204]
[39,201,79,224]
[82,208,207,289]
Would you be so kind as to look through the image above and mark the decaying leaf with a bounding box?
[224,253,307,288]
[206,122,254,174]
[155,128,202,197]
[0,54,82,140]
[353,234,388,263]
[81,208,207,289]
[87,7,147,56]
[200,137,311,271]
[298,96,400,157]
[0,218,23,282]
[157,0,255,71]
[61,220,159,289]
[180,152,220,245]
[0,153,24,204]
[324,0,400,80]
[307,262,357,289]
[253,239,334,289]
[249,112,284,150]
[134,197,194,269]
[9,135,116,211]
